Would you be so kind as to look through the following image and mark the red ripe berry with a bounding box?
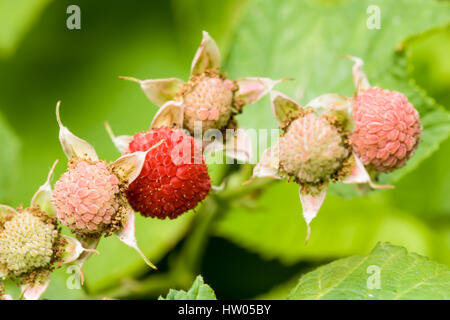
[126,128,211,219]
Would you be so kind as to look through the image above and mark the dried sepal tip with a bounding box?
[115,209,157,270]
[271,90,301,124]
[235,78,290,106]
[31,160,58,216]
[306,93,353,129]
[0,204,18,218]
[105,121,133,154]
[21,279,50,301]
[112,141,164,186]
[151,100,185,129]
[118,76,184,107]
[56,101,98,161]
[61,235,99,264]
[343,154,394,189]
[191,30,222,75]
[299,186,328,244]
[344,55,371,93]
[245,145,281,185]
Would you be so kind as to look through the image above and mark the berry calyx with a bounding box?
[126,127,211,219]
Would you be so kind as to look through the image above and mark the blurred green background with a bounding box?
[0,0,449,299]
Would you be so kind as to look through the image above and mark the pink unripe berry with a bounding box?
[53,160,121,235]
[351,88,422,172]
[279,113,349,184]
[181,72,235,133]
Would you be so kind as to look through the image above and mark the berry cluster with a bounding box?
[0,32,422,299]
[252,57,421,242]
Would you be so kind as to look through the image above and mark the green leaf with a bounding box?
[225,0,450,182]
[288,242,450,300]
[159,275,216,300]
[255,274,300,300]
[0,112,20,203]
[0,0,52,56]
[214,182,433,265]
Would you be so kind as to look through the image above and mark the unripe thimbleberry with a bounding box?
[126,127,211,219]
[279,113,349,185]
[0,160,100,300]
[351,88,422,172]
[252,91,361,243]
[53,102,159,270]
[53,160,123,236]
[0,210,58,276]
[181,71,236,134]
[347,56,422,173]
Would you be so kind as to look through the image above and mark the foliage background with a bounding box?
[0,0,449,299]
